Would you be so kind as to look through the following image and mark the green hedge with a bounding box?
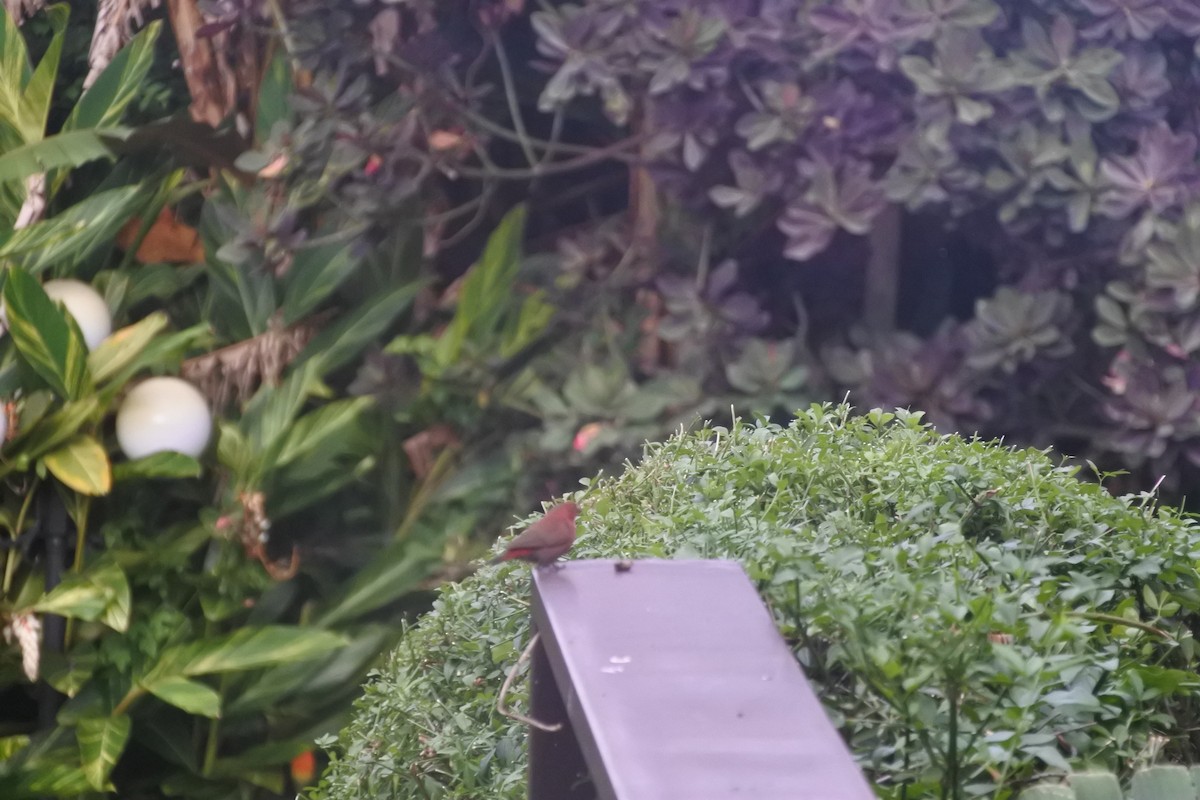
[309,406,1200,799]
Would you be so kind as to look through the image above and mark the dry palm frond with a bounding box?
[3,0,46,24]
[181,316,323,410]
[84,0,160,89]
[13,173,45,230]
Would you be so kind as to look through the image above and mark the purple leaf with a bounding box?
[778,203,839,260]
[1097,123,1200,218]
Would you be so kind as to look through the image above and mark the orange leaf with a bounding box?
[290,750,316,785]
[117,207,204,264]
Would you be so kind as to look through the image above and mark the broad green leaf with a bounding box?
[76,714,130,791]
[1068,771,1122,800]
[281,238,360,324]
[5,396,100,465]
[204,737,319,778]
[199,196,277,337]
[317,538,440,627]
[87,311,168,384]
[1020,787,1074,800]
[110,322,211,382]
[294,280,422,376]
[44,647,98,697]
[0,184,143,274]
[0,8,31,121]
[15,4,67,143]
[14,763,93,795]
[43,434,112,495]
[1131,766,1194,800]
[64,22,161,132]
[112,451,202,482]
[30,560,130,631]
[154,626,346,680]
[3,266,91,399]
[226,624,394,714]
[254,46,292,143]
[274,396,373,469]
[142,676,221,718]
[0,734,29,759]
[501,291,554,359]
[216,422,253,476]
[240,360,320,457]
[0,128,129,184]
[437,206,526,364]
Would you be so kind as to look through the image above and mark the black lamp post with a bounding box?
[36,487,72,730]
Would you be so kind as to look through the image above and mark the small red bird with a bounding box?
[489,502,580,567]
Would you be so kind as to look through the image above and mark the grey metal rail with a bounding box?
[526,559,876,800]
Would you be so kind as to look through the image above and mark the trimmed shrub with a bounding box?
[310,405,1200,799]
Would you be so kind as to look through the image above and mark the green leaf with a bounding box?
[44,648,98,697]
[63,21,161,132]
[3,266,92,399]
[240,360,320,456]
[317,538,440,627]
[437,205,526,363]
[1069,771,1122,800]
[0,184,144,274]
[5,396,100,465]
[1020,787,1075,800]
[142,676,221,718]
[76,714,130,791]
[1131,766,1195,800]
[112,451,202,482]
[274,396,373,469]
[281,238,360,324]
[153,626,347,680]
[30,560,130,631]
[13,4,67,143]
[0,8,32,127]
[225,624,394,714]
[108,321,211,382]
[294,280,422,376]
[43,435,112,495]
[254,45,292,144]
[0,128,128,184]
[87,311,169,384]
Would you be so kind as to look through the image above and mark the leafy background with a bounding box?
[312,407,1200,800]
[4,0,1200,797]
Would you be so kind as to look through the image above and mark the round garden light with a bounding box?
[116,377,212,459]
[43,279,112,351]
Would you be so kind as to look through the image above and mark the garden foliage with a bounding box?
[522,0,1200,481]
[244,0,1200,492]
[1025,766,1200,800]
[311,406,1200,800]
[0,4,557,796]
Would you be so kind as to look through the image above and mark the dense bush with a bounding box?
[310,405,1200,800]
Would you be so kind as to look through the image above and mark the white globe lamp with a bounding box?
[116,377,212,459]
[43,279,112,351]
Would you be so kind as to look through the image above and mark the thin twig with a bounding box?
[1069,611,1173,641]
[443,96,639,160]
[490,32,538,168]
[496,632,563,733]
[439,137,643,180]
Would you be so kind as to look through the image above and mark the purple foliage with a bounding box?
[524,0,1200,478]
